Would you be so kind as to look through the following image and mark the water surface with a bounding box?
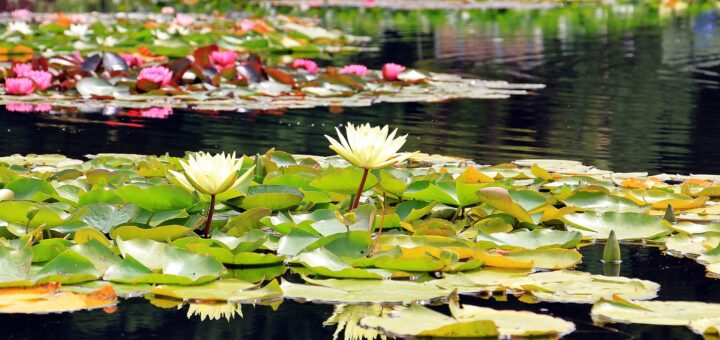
[3,5,720,339]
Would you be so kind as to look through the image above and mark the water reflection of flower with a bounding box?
[184,302,243,321]
[127,107,174,119]
[6,103,52,112]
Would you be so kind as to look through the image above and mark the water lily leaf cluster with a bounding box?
[1,151,720,337]
[0,48,543,112]
[0,13,368,58]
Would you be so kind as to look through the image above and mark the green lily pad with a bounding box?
[292,248,386,279]
[476,229,582,250]
[476,187,533,223]
[404,180,484,208]
[105,245,226,285]
[592,298,720,326]
[561,212,672,240]
[80,203,139,233]
[562,191,648,213]
[280,277,452,305]
[118,185,196,212]
[32,249,100,285]
[517,271,660,303]
[110,225,193,242]
[504,248,582,270]
[360,301,575,338]
[309,168,378,195]
[69,239,122,274]
[0,246,32,287]
[221,207,272,236]
[226,185,303,211]
[0,201,67,228]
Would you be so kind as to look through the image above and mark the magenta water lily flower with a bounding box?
[161,6,175,15]
[382,63,406,81]
[210,50,238,70]
[239,19,256,32]
[121,54,142,68]
[24,70,52,91]
[5,78,35,95]
[138,66,172,87]
[12,63,33,77]
[11,9,30,21]
[174,14,195,27]
[340,64,368,77]
[292,59,318,74]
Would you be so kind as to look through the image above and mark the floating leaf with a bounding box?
[226,185,303,211]
[360,302,574,338]
[110,225,193,242]
[281,277,451,305]
[561,212,672,240]
[118,185,196,212]
[80,203,139,233]
[476,229,581,250]
[0,284,116,314]
[592,298,720,326]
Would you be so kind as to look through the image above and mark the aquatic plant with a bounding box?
[170,152,254,238]
[325,123,417,209]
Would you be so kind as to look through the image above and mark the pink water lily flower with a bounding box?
[340,64,368,77]
[382,63,406,81]
[5,78,35,95]
[12,63,33,77]
[120,53,142,68]
[161,7,175,15]
[24,70,52,90]
[210,50,238,70]
[291,59,318,74]
[138,66,173,87]
[174,14,195,27]
[141,107,173,119]
[239,19,256,32]
[11,9,30,21]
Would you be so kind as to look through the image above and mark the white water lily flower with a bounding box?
[152,29,171,41]
[64,24,92,38]
[325,123,418,169]
[96,36,118,47]
[167,24,190,36]
[0,188,14,201]
[170,152,254,196]
[6,21,32,36]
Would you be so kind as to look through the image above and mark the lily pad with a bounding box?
[561,212,672,240]
[280,277,451,305]
[360,301,575,338]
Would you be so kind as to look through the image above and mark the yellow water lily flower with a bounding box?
[170,151,253,196]
[325,123,417,169]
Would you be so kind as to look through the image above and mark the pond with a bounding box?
[3,5,720,175]
[3,4,720,340]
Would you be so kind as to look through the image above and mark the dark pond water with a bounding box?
[3,5,720,176]
[4,4,720,339]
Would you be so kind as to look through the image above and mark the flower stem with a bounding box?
[203,194,216,239]
[352,168,369,210]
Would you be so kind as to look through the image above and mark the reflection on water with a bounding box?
[0,244,715,339]
[2,5,720,175]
